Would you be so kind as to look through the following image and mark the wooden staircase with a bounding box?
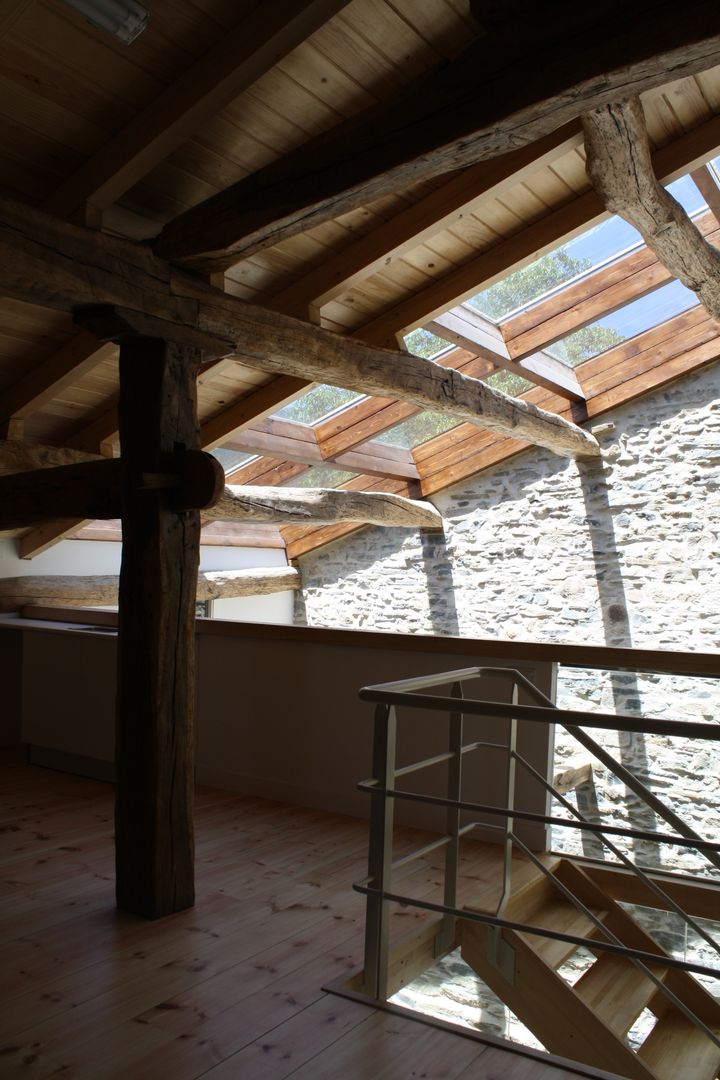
[460,857,720,1080]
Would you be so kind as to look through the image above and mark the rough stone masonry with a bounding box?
[295,360,720,882]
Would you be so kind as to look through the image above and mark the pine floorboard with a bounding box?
[0,752,617,1079]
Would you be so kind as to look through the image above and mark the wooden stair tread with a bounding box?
[639,1009,720,1080]
[574,952,665,1036]
[517,897,606,968]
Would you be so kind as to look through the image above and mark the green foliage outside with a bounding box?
[276,385,361,425]
[469,249,627,367]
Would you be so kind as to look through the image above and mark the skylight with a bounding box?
[375,411,462,449]
[546,279,700,366]
[211,448,257,474]
[466,173,708,325]
[285,465,358,488]
[403,327,455,360]
[274,385,364,425]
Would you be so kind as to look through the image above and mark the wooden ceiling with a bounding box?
[2,0,720,560]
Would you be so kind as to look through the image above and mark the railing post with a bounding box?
[489,680,519,981]
[363,702,396,999]
[437,681,464,955]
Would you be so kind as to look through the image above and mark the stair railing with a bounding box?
[355,665,720,1041]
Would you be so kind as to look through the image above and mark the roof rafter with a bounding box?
[356,115,720,348]
[153,1,720,271]
[42,0,352,223]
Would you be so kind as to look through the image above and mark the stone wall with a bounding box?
[295,362,720,879]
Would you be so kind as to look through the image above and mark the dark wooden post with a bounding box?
[115,334,202,918]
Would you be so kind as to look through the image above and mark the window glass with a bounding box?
[546,280,700,366]
[285,465,358,488]
[403,327,454,359]
[374,411,462,449]
[275,385,364,424]
[211,448,257,473]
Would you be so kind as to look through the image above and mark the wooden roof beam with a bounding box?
[269,121,583,320]
[0,567,301,613]
[42,0,352,222]
[427,308,585,402]
[0,332,115,429]
[583,97,720,324]
[210,486,441,529]
[153,1,720,272]
[356,114,720,349]
[0,197,599,461]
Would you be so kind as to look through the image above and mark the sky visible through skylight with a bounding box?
[467,174,708,324]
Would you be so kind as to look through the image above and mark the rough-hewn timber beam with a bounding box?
[0,567,301,612]
[691,165,720,224]
[42,1,351,222]
[583,97,720,323]
[0,200,598,459]
[268,122,584,319]
[209,487,442,528]
[0,441,434,529]
[153,2,720,271]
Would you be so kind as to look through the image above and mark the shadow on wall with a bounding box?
[577,455,660,867]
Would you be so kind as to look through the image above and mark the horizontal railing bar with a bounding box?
[391,822,478,871]
[352,883,720,979]
[393,740,506,778]
[358,690,720,740]
[360,666,489,694]
[356,781,720,853]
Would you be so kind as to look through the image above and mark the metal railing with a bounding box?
[354,665,720,1048]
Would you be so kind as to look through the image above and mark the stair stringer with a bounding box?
[460,915,659,1080]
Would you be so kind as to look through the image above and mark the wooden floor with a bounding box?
[0,753,619,1080]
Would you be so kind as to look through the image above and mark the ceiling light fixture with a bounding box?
[60,0,149,44]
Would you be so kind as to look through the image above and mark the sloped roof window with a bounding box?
[285,465,358,488]
[546,279,700,366]
[275,385,364,425]
[403,327,455,360]
[466,174,707,324]
[211,448,257,473]
[375,410,461,449]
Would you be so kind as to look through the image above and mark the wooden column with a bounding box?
[115,334,202,918]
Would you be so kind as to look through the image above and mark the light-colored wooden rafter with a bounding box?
[41,0,352,223]
[268,121,584,320]
[427,308,585,401]
[0,332,114,426]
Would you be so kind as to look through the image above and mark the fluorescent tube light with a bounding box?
[61,0,149,44]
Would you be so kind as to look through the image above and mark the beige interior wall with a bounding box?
[16,619,555,846]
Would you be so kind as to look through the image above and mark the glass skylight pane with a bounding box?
[403,327,453,359]
[466,169,708,325]
[667,174,707,216]
[211,448,256,473]
[375,411,461,449]
[275,385,363,425]
[285,465,358,488]
[486,369,534,396]
[546,279,700,366]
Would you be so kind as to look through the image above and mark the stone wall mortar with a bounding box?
[295,363,720,879]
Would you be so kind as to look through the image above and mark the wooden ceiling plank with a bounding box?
[0,197,598,459]
[268,121,584,318]
[153,1,720,270]
[428,308,585,401]
[0,332,115,425]
[583,96,720,323]
[41,0,353,222]
[355,114,720,348]
[0,0,33,40]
